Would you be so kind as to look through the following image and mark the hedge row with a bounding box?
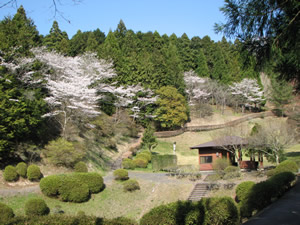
[266,160,298,177]
[40,172,104,203]
[140,198,239,225]
[236,171,296,218]
[152,154,177,171]
[3,164,42,182]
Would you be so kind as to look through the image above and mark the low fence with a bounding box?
[154,111,274,138]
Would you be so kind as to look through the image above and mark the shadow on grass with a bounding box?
[285,152,300,157]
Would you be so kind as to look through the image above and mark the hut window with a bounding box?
[200,156,212,164]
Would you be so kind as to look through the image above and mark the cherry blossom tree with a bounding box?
[230,78,264,112]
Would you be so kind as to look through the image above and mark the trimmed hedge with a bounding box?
[133,158,148,168]
[152,155,177,171]
[123,179,140,192]
[122,158,136,170]
[202,197,240,225]
[25,198,50,216]
[27,165,42,181]
[140,201,205,225]
[16,162,27,178]
[4,215,138,225]
[74,161,88,173]
[236,181,255,202]
[267,160,298,177]
[4,165,18,182]
[0,202,14,224]
[113,169,129,181]
[40,173,104,202]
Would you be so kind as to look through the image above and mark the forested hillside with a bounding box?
[0,5,291,167]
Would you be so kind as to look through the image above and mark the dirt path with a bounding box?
[0,184,40,197]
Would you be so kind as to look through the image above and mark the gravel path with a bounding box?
[0,184,40,197]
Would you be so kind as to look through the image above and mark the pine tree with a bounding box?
[195,49,209,77]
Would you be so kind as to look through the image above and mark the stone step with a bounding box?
[188,183,209,201]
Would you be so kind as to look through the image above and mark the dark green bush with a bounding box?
[122,158,136,170]
[0,202,14,224]
[236,181,255,202]
[268,172,296,197]
[123,179,140,192]
[58,175,90,203]
[224,166,239,173]
[27,164,42,181]
[140,201,204,225]
[275,160,298,173]
[74,161,88,173]
[40,175,62,197]
[25,198,50,216]
[133,158,148,168]
[4,165,18,182]
[266,168,276,177]
[75,172,104,193]
[16,162,27,178]
[104,217,138,225]
[113,169,129,181]
[202,197,239,225]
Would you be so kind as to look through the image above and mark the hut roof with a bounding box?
[190,136,248,149]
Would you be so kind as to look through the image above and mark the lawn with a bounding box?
[0,177,193,221]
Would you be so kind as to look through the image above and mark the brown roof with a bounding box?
[190,136,248,149]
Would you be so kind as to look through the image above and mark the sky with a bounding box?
[0,0,227,41]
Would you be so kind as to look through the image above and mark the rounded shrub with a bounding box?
[141,150,152,160]
[122,158,136,170]
[133,158,148,168]
[75,172,104,193]
[140,201,204,225]
[74,161,88,173]
[113,169,129,181]
[27,164,42,181]
[123,179,140,192]
[40,175,62,197]
[268,171,296,197]
[25,198,50,216]
[224,166,240,173]
[58,175,90,203]
[236,181,255,202]
[202,197,239,225]
[0,202,14,224]
[4,165,18,182]
[136,153,151,162]
[275,160,298,174]
[16,162,27,178]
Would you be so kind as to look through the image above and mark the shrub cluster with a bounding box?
[236,172,296,219]
[4,165,18,182]
[25,199,50,216]
[123,179,140,192]
[132,150,152,169]
[122,158,136,170]
[74,161,88,173]
[0,202,14,224]
[113,169,129,181]
[140,198,238,225]
[40,172,104,203]
[132,158,148,168]
[16,162,27,178]
[267,160,298,177]
[27,164,42,181]
[4,215,137,225]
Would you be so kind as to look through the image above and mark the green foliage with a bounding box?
[123,179,140,192]
[0,202,14,224]
[15,162,27,178]
[202,197,239,225]
[154,86,188,130]
[25,198,50,216]
[152,154,177,171]
[4,165,18,182]
[40,175,62,197]
[212,158,230,172]
[43,138,85,167]
[113,169,129,181]
[132,158,148,168]
[104,217,138,225]
[27,164,42,181]
[223,171,241,180]
[122,158,136,170]
[74,161,88,173]
[236,181,255,203]
[224,166,239,173]
[74,172,104,194]
[135,153,150,163]
[140,200,205,225]
[268,172,296,198]
[141,125,157,151]
[275,160,298,173]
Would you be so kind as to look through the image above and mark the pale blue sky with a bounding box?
[0,0,226,41]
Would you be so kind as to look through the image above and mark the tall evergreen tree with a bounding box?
[195,49,209,77]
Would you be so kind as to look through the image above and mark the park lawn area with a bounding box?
[0,178,193,221]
